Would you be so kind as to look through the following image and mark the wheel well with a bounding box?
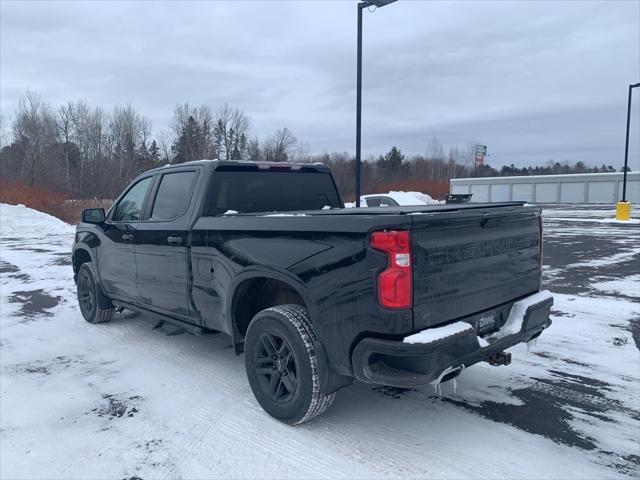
[233,277,306,339]
[72,249,91,276]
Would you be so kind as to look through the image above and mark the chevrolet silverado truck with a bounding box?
[72,160,553,424]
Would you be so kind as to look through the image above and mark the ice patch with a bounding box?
[403,321,473,345]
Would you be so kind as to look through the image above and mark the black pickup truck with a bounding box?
[73,160,553,424]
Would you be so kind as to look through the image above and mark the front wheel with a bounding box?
[244,304,335,425]
[77,263,114,324]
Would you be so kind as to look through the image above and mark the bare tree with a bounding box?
[262,127,297,162]
[0,112,10,149]
[12,90,57,186]
[157,129,174,164]
[289,140,312,163]
[246,135,262,161]
[425,136,445,162]
[215,103,250,160]
[56,103,75,190]
[110,104,151,183]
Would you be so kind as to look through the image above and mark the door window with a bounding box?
[111,177,153,222]
[150,171,197,221]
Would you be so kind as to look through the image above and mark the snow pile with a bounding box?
[488,290,553,341]
[346,191,442,208]
[385,191,441,205]
[404,321,474,344]
[0,203,74,238]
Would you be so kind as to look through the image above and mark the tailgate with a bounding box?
[411,205,541,330]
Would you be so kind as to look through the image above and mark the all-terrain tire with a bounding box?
[77,262,114,324]
[245,304,335,425]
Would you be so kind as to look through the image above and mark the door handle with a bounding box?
[167,235,184,246]
[121,233,134,242]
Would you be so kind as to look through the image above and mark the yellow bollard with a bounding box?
[616,201,631,221]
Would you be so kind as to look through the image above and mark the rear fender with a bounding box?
[227,266,317,342]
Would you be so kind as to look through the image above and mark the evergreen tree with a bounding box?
[149,140,160,163]
[172,115,199,164]
[377,146,405,173]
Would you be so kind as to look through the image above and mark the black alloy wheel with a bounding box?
[254,332,298,403]
[77,267,95,319]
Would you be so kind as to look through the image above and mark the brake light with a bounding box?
[370,230,412,309]
[257,163,302,171]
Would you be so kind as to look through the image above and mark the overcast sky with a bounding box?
[2,0,639,168]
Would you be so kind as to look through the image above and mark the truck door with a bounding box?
[135,169,199,317]
[99,176,154,300]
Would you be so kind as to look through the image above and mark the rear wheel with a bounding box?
[245,304,334,425]
[77,263,114,324]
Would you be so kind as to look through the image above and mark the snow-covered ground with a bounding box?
[1,203,638,479]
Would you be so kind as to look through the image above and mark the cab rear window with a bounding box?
[206,171,341,215]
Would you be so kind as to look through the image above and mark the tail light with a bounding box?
[539,214,544,271]
[370,230,412,309]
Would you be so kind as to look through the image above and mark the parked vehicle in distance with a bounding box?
[357,191,441,207]
[445,193,473,204]
[72,160,553,424]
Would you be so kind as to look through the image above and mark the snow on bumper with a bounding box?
[351,291,554,388]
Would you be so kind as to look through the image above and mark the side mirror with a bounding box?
[81,208,106,224]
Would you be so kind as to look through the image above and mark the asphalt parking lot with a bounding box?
[1,203,638,479]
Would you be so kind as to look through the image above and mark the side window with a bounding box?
[379,197,397,207]
[112,177,153,222]
[150,171,197,221]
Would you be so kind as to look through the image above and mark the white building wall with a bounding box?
[449,172,640,204]
[470,184,489,202]
[490,184,510,202]
[512,183,533,202]
[560,182,585,203]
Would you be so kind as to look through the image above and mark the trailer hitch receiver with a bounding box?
[485,352,511,366]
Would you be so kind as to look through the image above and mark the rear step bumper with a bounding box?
[351,291,553,388]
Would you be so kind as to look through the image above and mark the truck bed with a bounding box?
[217,202,527,216]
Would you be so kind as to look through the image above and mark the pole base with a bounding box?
[616,201,632,221]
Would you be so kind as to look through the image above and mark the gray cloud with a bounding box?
[1,0,639,168]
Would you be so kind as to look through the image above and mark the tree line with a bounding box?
[0,90,625,201]
[0,91,301,199]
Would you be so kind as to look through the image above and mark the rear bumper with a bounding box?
[351,291,553,388]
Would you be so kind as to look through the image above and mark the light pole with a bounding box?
[617,82,640,221]
[355,0,398,207]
